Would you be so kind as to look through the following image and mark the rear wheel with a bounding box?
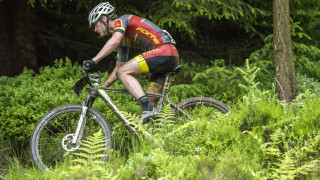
[30,104,113,171]
[175,97,229,121]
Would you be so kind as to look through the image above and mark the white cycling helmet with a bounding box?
[88,2,115,26]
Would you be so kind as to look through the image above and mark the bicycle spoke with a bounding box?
[45,148,65,167]
[30,104,113,170]
[39,138,62,146]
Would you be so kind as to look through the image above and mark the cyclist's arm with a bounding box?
[102,61,125,87]
[92,32,123,64]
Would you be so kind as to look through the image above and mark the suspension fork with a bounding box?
[72,93,97,144]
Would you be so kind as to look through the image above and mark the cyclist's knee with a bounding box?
[117,62,141,78]
[116,69,123,79]
[116,67,129,79]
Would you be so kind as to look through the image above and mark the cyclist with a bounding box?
[83,2,179,123]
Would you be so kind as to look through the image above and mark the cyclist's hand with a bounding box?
[83,60,95,72]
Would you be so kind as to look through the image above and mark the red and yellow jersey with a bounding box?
[114,15,175,61]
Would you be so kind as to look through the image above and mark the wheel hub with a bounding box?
[62,134,80,152]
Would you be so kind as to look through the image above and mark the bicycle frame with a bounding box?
[72,69,192,140]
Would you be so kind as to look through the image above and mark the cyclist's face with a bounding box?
[93,17,115,37]
[94,21,107,36]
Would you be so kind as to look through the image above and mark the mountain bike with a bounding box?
[29,65,229,171]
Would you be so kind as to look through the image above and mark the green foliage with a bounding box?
[3,59,320,179]
[269,152,317,179]
[246,126,319,179]
[237,59,268,110]
[20,0,320,78]
[23,0,272,68]
[249,19,320,84]
[6,90,320,179]
[72,130,109,166]
[27,0,78,12]
[0,57,143,158]
[292,92,320,135]
[0,58,81,147]
[166,0,266,40]
[170,59,244,102]
[69,130,118,179]
[5,131,119,180]
[6,0,320,178]
[213,148,259,179]
[236,66,272,132]
[291,0,320,47]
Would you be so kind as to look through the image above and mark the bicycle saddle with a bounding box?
[167,65,183,75]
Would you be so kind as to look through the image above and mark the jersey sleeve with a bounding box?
[114,14,131,34]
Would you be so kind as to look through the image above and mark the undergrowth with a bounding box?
[2,58,320,179]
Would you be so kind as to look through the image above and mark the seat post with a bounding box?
[163,74,172,94]
[157,74,173,111]
[160,65,183,97]
[157,65,182,110]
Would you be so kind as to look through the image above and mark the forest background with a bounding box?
[1,0,320,179]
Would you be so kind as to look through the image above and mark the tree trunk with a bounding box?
[273,0,297,103]
[0,0,37,76]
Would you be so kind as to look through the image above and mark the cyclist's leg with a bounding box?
[117,58,155,115]
[116,59,145,100]
[146,73,165,107]
[117,44,179,122]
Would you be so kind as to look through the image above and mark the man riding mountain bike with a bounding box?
[83,2,180,123]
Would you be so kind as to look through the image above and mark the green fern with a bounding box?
[246,126,319,179]
[70,130,118,179]
[101,168,119,180]
[72,130,109,166]
[269,151,317,179]
[71,130,110,175]
[122,111,154,140]
[122,105,190,148]
[151,104,176,133]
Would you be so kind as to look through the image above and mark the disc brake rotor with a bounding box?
[62,134,80,152]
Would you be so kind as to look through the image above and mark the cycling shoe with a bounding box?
[139,109,158,123]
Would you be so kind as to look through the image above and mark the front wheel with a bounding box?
[175,97,229,121]
[30,104,113,171]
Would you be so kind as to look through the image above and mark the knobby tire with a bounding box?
[175,97,229,120]
[29,104,113,171]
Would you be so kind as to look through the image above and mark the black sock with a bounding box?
[138,95,153,111]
